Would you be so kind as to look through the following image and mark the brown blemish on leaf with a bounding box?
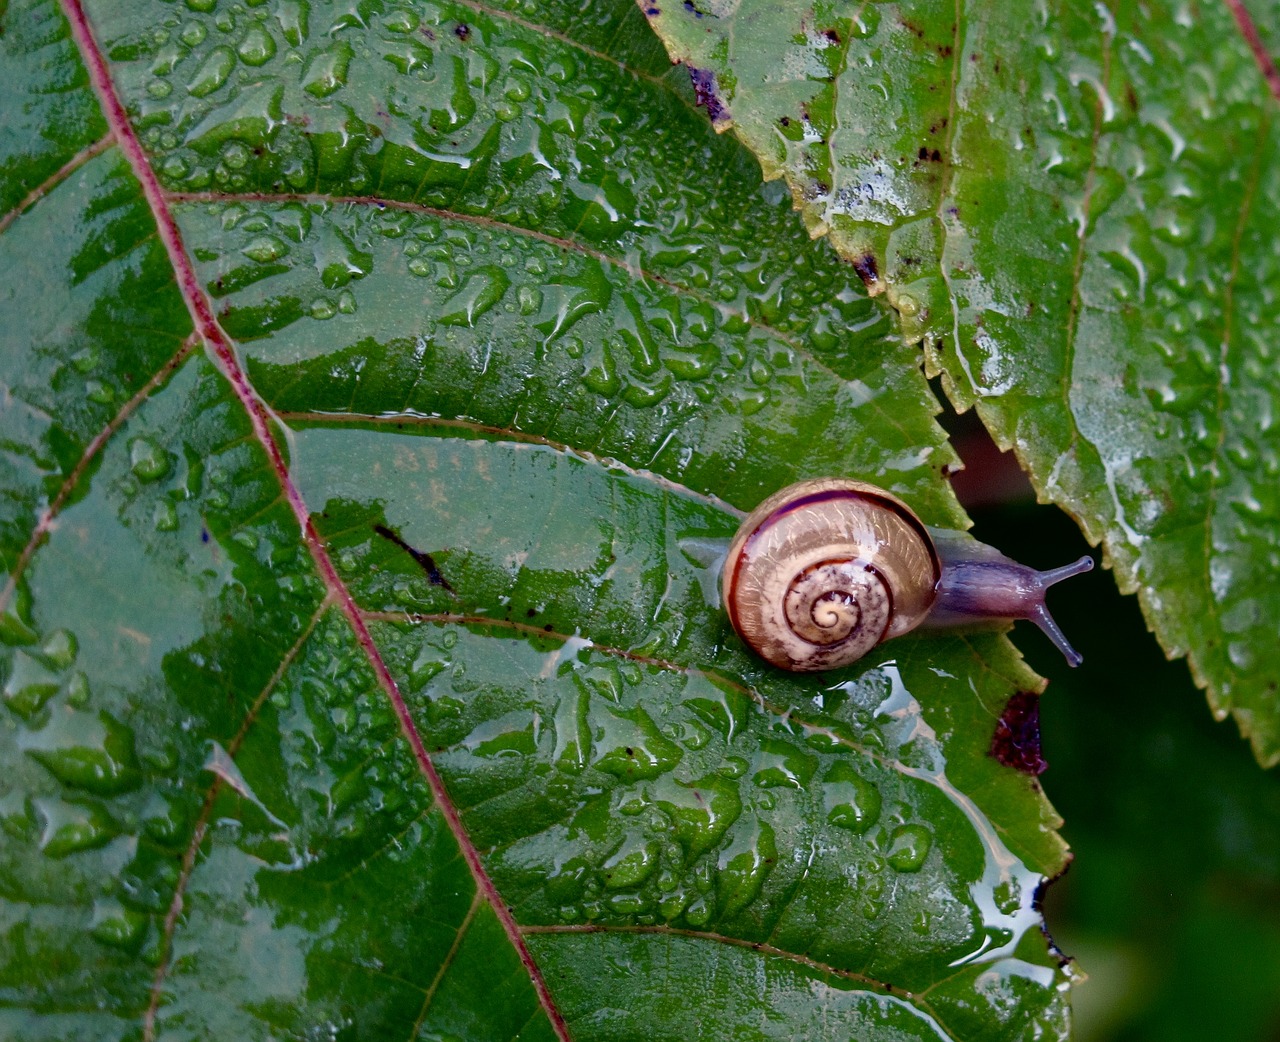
[991,691,1048,775]
[374,523,455,593]
[453,22,470,41]
[687,66,728,125]
[851,252,879,287]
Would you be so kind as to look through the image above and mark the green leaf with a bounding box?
[1,0,1073,1037]
[644,0,1280,767]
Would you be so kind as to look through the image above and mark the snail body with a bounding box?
[722,478,1093,672]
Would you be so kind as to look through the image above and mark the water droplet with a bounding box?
[651,774,741,859]
[130,437,172,482]
[384,9,419,32]
[242,234,289,263]
[601,836,661,889]
[25,711,144,795]
[142,793,188,845]
[533,269,612,343]
[438,266,511,326]
[71,345,100,373]
[39,629,77,670]
[718,817,776,916]
[591,706,682,780]
[153,499,180,532]
[823,762,882,834]
[310,297,336,320]
[86,379,115,404]
[461,710,536,759]
[683,894,711,926]
[0,583,39,646]
[654,885,688,920]
[222,141,250,171]
[3,651,60,719]
[276,0,308,45]
[313,225,372,288]
[302,40,353,97]
[35,797,119,858]
[580,341,619,396]
[886,823,932,872]
[186,45,236,97]
[179,20,207,46]
[545,854,592,905]
[67,672,91,708]
[750,738,817,789]
[90,900,149,951]
[237,24,276,66]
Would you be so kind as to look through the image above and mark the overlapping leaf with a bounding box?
[1,0,1076,1038]
[645,0,1280,766]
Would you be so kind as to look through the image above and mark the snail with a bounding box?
[722,478,1093,672]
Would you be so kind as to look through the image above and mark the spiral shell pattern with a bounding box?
[723,479,941,671]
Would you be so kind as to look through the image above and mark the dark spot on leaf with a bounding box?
[683,0,708,16]
[898,16,925,37]
[938,44,953,57]
[625,747,634,757]
[779,115,792,127]
[201,528,210,543]
[852,253,879,286]
[420,26,436,40]
[454,22,470,40]
[687,66,728,124]
[822,28,840,43]
[373,523,455,593]
[526,607,537,617]
[645,5,660,14]
[1126,83,1139,111]
[543,623,554,632]
[991,691,1047,775]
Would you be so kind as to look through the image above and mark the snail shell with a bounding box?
[723,478,1093,671]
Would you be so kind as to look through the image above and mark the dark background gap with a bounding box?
[928,375,1280,1042]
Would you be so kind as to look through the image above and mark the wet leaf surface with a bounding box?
[645,0,1280,767]
[2,1,1074,1038]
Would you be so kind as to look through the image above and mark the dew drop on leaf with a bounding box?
[129,437,172,482]
[238,25,276,66]
[186,45,236,97]
[886,823,933,872]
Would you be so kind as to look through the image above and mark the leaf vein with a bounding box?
[59,4,570,1035]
